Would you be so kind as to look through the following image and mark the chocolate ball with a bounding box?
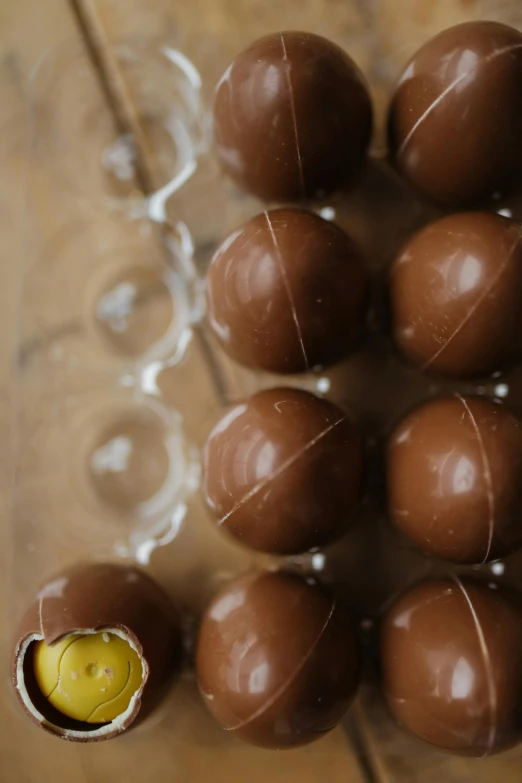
[388,396,522,564]
[206,208,368,373]
[381,578,522,756]
[388,21,522,207]
[390,212,522,377]
[213,31,372,201]
[203,388,363,555]
[196,571,360,748]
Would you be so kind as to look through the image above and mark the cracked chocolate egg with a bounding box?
[213,31,372,201]
[387,396,522,564]
[196,571,360,748]
[32,632,143,724]
[388,21,522,207]
[381,578,522,756]
[206,208,368,373]
[390,212,522,377]
[203,387,363,554]
[13,563,182,741]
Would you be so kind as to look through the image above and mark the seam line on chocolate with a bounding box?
[280,33,305,198]
[452,577,497,756]
[422,228,522,371]
[218,416,345,526]
[398,42,522,159]
[225,597,337,731]
[457,395,495,563]
[264,210,310,370]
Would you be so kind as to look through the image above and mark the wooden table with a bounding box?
[2,1,522,781]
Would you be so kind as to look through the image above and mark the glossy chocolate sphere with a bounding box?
[388,21,522,207]
[382,578,522,756]
[203,388,363,554]
[196,571,360,748]
[213,31,372,202]
[206,208,368,373]
[390,212,522,377]
[388,396,522,564]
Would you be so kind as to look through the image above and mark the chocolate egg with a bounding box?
[13,563,182,741]
[388,21,522,207]
[213,31,372,201]
[390,212,522,377]
[206,208,368,373]
[203,388,363,554]
[381,578,522,756]
[387,396,522,564]
[196,571,360,748]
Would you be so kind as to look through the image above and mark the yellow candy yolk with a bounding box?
[33,632,143,723]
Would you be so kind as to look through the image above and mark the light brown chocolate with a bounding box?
[206,208,368,373]
[388,21,522,207]
[213,31,372,201]
[387,396,522,563]
[196,571,360,748]
[382,578,522,756]
[391,212,522,377]
[203,388,363,554]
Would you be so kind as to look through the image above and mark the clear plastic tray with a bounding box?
[9,1,522,779]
